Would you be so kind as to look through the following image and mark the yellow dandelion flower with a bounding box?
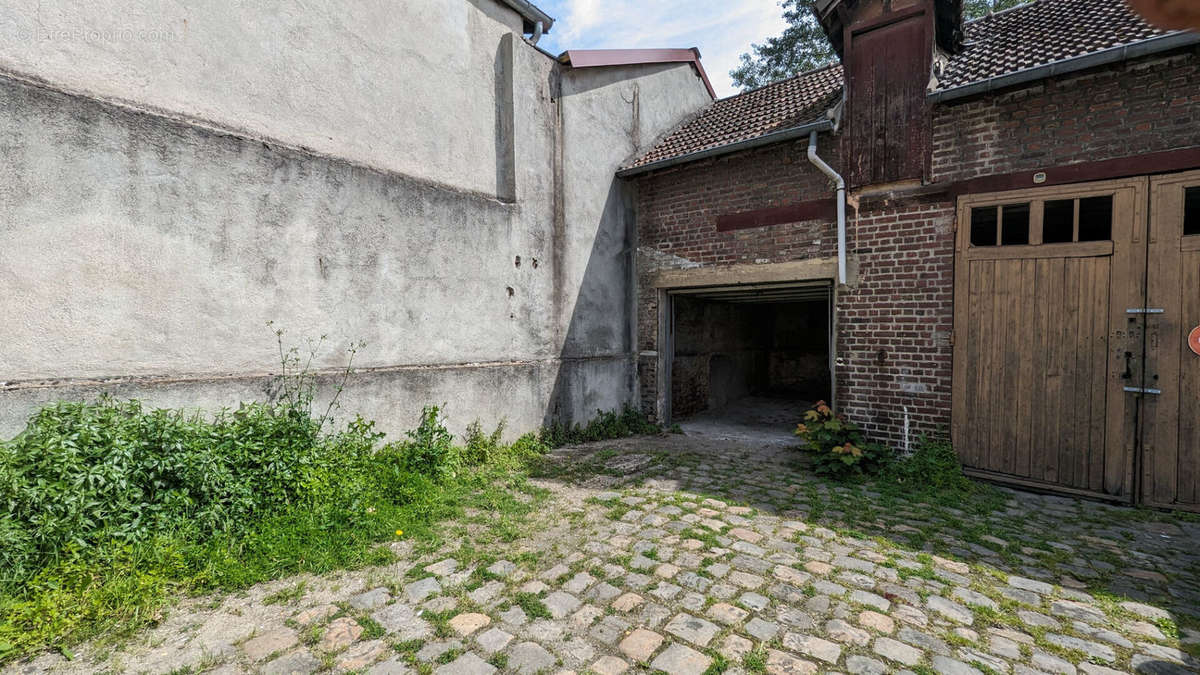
[395,529,404,537]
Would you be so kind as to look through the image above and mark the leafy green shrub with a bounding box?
[0,394,551,661]
[509,431,550,457]
[883,436,966,492]
[879,436,1002,509]
[0,331,555,662]
[397,405,457,479]
[539,406,659,448]
[461,419,506,466]
[0,398,379,580]
[794,401,892,479]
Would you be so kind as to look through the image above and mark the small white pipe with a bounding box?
[806,131,846,285]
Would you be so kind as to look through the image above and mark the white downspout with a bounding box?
[806,131,846,285]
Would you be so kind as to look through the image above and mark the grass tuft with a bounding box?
[513,592,552,620]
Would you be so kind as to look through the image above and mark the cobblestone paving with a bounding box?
[10,435,1200,675]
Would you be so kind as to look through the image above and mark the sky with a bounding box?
[534,0,788,99]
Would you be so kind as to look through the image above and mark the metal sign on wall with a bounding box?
[1189,325,1200,356]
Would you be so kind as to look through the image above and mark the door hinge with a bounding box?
[1125,308,1165,314]
[1123,386,1162,395]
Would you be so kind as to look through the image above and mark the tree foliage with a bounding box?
[730,0,835,91]
[962,0,1028,17]
[731,0,1028,92]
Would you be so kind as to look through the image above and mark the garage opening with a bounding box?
[667,280,832,441]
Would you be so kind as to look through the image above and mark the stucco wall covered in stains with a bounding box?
[0,0,713,438]
[0,0,525,197]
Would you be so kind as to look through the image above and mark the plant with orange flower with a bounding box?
[793,401,891,478]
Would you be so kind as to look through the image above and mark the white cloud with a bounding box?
[537,0,787,97]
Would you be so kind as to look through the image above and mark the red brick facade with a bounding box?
[632,46,1200,449]
[932,49,1200,183]
[831,199,955,447]
[634,139,956,446]
[634,135,841,268]
[634,137,839,410]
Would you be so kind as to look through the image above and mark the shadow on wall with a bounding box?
[543,179,638,426]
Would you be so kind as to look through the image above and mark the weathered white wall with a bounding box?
[0,0,712,439]
[550,63,715,417]
[0,0,521,196]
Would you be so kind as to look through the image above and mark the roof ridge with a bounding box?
[716,61,842,103]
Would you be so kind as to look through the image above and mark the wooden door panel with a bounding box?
[952,179,1147,501]
[1178,254,1200,505]
[847,16,927,186]
[959,256,1110,488]
[1143,170,1200,511]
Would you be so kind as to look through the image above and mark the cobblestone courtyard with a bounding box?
[11,433,1200,675]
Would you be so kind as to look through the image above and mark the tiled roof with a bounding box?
[935,0,1174,90]
[627,0,1192,172]
[623,64,843,170]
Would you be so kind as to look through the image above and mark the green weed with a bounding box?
[0,332,550,664]
[1155,617,1180,639]
[743,646,767,673]
[263,582,307,606]
[538,406,659,448]
[513,592,552,620]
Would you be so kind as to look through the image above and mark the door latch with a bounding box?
[1123,386,1162,395]
[1126,308,1165,314]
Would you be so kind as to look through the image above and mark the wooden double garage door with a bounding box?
[952,171,1200,510]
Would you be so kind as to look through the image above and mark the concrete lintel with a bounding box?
[651,257,850,290]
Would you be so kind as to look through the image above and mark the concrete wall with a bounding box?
[550,62,714,420]
[0,0,713,439]
[0,0,526,196]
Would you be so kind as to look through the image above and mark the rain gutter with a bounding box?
[616,119,833,178]
[498,0,555,33]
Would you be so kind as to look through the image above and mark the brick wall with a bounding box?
[834,199,955,448]
[932,48,1200,183]
[635,136,841,268]
[634,136,957,447]
[634,138,841,414]
[634,48,1198,447]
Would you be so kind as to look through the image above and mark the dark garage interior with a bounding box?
[669,282,832,426]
